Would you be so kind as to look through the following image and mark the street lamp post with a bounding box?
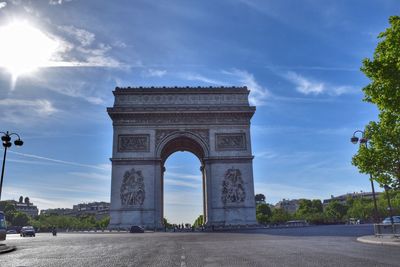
[0,131,23,200]
[350,130,379,223]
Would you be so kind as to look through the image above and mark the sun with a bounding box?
[0,21,59,83]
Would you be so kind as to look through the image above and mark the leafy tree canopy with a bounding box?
[353,16,400,188]
[255,194,266,202]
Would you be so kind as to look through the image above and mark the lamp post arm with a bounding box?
[352,130,365,137]
[8,132,21,139]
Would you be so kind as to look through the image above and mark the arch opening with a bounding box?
[163,151,204,226]
[160,136,206,164]
[159,135,207,228]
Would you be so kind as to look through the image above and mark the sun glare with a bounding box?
[0,21,59,82]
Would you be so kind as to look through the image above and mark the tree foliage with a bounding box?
[256,203,272,224]
[255,194,266,203]
[295,199,324,224]
[324,200,347,223]
[352,16,400,188]
[193,215,204,227]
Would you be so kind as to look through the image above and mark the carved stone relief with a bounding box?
[221,168,246,205]
[115,93,248,106]
[120,168,145,206]
[155,129,209,148]
[216,133,246,151]
[118,134,149,152]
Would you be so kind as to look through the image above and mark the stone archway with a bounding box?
[107,86,257,229]
[158,134,207,225]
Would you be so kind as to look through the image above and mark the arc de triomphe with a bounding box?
[107,86,257,229]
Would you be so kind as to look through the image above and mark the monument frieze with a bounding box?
[118,134,150,152]
[216,133,246,151]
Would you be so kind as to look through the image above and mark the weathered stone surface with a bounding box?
[118,134,150,152]
[108,86,257,229]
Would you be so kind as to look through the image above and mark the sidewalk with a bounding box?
[0,244,16,254]
[357,235,400,247]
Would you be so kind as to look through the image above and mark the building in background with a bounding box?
[7,196,39,217]
[274,199,300,214]
[323,191,382,206]
[41,201,109,219]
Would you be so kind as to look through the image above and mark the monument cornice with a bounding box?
[109,112,254,126]
[113,86,250,95]
[203,156,254,163]
[110,157,162,165]
[107,106,256,113]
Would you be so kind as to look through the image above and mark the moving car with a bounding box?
[382,216,400,224]
[20,226,36,237]
[129,225,144,233]
[0,211,6,241]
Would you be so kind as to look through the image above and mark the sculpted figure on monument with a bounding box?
[221,168,246,205]
[120,168,145,206]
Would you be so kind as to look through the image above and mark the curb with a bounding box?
[357,236,400,247]
[0,244,16,254]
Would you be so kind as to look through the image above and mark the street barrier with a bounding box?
[374,223,400,237]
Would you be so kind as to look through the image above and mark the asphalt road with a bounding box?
[1,225,399,267]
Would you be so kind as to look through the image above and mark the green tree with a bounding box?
[193,215,204,227]
[270,208,291,224]
[12,211,30,226]
[96,216,110,229]
[255,194,266,203]
[352,16,400,188]
[295,199,324,224]
[324,201,347,223]
[346,198,374,221]
[256,203,272,224]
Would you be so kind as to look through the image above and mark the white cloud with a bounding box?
[8,151,109,171]
[0,2,7,9]
[50,25,126,69]
[69,172,111,181]
[182,73,223,84]
[142,68,167,78]
[254,150,278,160]
[285,71,324,95]
[285,71,357,96]
[223,69,270,106]
[59,25,95,47]
[0,98,57,121]
[164,179,200,188]
[164,171,201,181]
[49,0,73,5]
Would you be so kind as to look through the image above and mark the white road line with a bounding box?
[181,247,187,267]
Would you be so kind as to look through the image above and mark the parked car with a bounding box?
[6,229,17,234]
[382,216,400,224]
[129,225,144,233]
[0,211,6,241]
[20,226,36,237]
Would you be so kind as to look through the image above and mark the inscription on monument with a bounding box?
[221,168,246,205]
[118,134,149,152]
[120,168,145,206]
[216,133,246,150]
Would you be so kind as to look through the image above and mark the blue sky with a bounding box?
[0,0,398,224]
